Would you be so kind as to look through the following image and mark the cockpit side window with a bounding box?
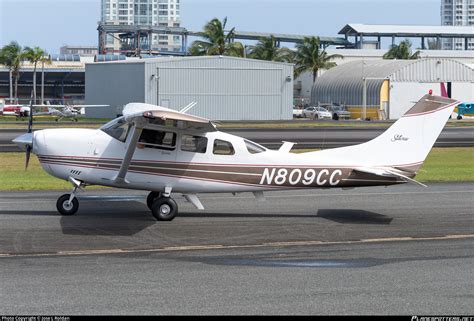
[100,117,130,142]
[138,129,176,150]
[213,139,235,155]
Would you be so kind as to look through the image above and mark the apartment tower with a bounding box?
[441,0,474,50]
[101,0,181,53]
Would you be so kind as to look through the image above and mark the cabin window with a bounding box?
[138,129,176,150]
[213,139,235,155]
[100,117,131,142]
[181,135,208,154]
[245,139,266,154]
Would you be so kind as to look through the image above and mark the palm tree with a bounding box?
[248,36,294,62]
[294,36,342,83]
[383,39,420,60]
[0,42,25,103]
[24,46,49,104]
[189,17,244,57]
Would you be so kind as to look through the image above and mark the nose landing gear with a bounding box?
[56,177,83,216]
[56,193,79,216]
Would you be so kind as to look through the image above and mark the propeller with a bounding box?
[25,91,34,170]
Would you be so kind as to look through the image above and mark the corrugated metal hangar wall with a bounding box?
[311,59,473,119]
[85,56,294,120]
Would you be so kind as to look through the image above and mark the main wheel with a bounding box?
[56,194,79,216]
[146,191,161,210]
[151,197,178,221]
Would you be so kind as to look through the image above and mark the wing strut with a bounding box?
[114,123,143,184]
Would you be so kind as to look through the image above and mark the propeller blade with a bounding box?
[27,107,33,134]
[25,145,32,170]
[26,91,34,169]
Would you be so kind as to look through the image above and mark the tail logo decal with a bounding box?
[391,134,409,142]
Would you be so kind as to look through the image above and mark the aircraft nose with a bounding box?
[12,133,34,151]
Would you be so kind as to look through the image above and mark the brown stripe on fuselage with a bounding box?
[38,155,404,188]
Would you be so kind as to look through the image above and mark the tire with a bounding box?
[151,197,178,221]
[146,191,161,210]
[333,113,339,121]
[56,194,79,216]
[457,115,463,120]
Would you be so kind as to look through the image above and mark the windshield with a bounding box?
[100,117,131,142]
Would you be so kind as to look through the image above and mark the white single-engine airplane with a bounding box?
[2,103,107,121]
[35,104,109,122]
[13,94,459,221]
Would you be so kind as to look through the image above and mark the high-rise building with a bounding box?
[441,0,474,50]
[101,0,181,53]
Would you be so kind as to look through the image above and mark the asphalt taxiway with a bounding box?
[1,126,473,151]
[0,183,473,314]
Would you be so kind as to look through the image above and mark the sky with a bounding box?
[0,0,442,54]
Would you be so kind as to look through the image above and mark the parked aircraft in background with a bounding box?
[13,93,460,221]
[0,103,108,121]
[455,102,474,120]
[1,104,30,117]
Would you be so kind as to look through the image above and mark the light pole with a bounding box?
[361,59,366,121]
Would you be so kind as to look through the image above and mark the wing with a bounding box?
[114,105,216,184]
[124,105,217,133]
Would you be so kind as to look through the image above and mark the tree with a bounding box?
[248,36,294,62]
[23,46,49,104]
[383,39,420,60]
[188,17,244,57]
[0,42,25,103]
[294,36,342,83]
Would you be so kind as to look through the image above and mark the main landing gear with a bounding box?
[54,177,178,221]
[146,191,178,221]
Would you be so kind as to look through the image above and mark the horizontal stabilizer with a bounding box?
[354,167,427,188]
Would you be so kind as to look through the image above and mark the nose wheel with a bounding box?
[56,193,79,216]
[56,177,83,216]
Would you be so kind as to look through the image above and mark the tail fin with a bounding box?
[311,94,460,173]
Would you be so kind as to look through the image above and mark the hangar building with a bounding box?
[311,59,474,119]
[85,56,294,120]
